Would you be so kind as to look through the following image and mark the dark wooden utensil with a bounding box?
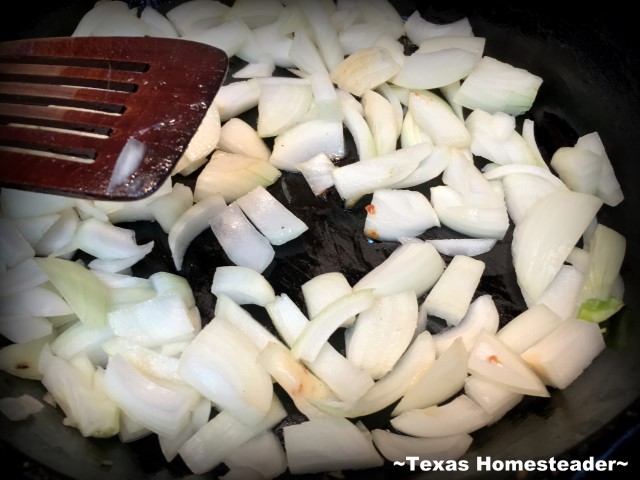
[0,36,228,200]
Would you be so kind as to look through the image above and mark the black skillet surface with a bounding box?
[1,1,640,479]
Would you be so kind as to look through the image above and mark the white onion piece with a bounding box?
[522,118,546,167]
[214,78,261,122]
[339,23,384,55]
[88,242,154,274]
[454,56,543,116]
[400,109,432,149]
[0,334,53,380]
[72,0,136,37]
[388,144,449,189]
[158,397,210,462]
[297,153,337,196]
[466,110,538,166]
[266,294,374,403]
[211,266,275,306]
[464,376,523,423]
[236,185,308,245]
[238,21,294,68]
[404,11,473,44]
[0,286,72,317]
[444,149,503,207]
[301,272,353,319]
[119,411,151,444]
[75,219,152,260]
[179,317,273,424]
[362,89,397,156]
[165,0,230,35]
[218,118,270,161]
[298,0,343,72]
[50,321,113,365]
[182,19,250,57]
[0,394,44,421]
[409,90,470,148]
[346,291,418,379]
[223,430,287,480]
[432,295,499,356]
[522,319,606,389]
[531,265,585,320]
[225,0,283,28]
[147,183,193,234]
[581,224,626,302]
[391,48,480,90]
[34,208,79,257]
[258,341,336,419]
[430,185,510,240]
[11,214,59,247]
[0,189,76,219]
[391,394,491,438]
[108,138,145,192]
[428,238,496,257]
[496,304,561,354]
[0,219,35,268]
[149,272,195,308]
[330,46,402,97]
[102,337,183,384]
[501,173,562,225]
[140,7,178,38]
[179,394,286,475]
[168,193,226,271]
[257,79,313,137]
[441,80,465,120]
[104,354,198,438]
[375,83,403,138]
[550,146,603,195]
[364,189,439,241]
[214,294,281,351]
[469,333,549,397]
[512,190,602,301]
[289,29,328,75]
[0,258,47,297]
[194,151,282,203]
[309,71,341,122]
[35,257,109,328]
[0,315,52,344]
[270,119,344,171]
[108,294,195,347]
[209,202,275,273]
[291,289,375,362]
[340,104,377,161]
[354,241,444,297]
[423,255,484,326]
[576,132,624,206]
[372,429,472,463]
[284,417,383,474]
[355,0,405,38]
[311,331,435,417]
[332,142,432,205]
[392,338,468,415]
[417,35,485,56]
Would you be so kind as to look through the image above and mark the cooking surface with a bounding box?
[1,1,640,479]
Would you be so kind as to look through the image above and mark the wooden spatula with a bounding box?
[0,36,228,200]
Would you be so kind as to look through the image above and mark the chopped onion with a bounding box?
[417,35,485,56]
[391,48,480,90]
[388,144,449,189]
[408,90,470,148]
[223,429,287,479]
[270,119,345,171]
[404,11,473,44]
[550,146,603,195]
[0,257,47,297]
[427,238,496,257]
[423,255,485,326]
[364,189,439,241]
[11,214,59,247]
[0,285,72,318]
[211,266,275,306]
[226,0,283,28]
[330,46,402,97]
[34,257,109,328]
[297,153,337,196]
[400,109,433,149]
[108,138,146,192]
[0,334,53,380]
[0,189,76,219]
[372,429,472,463]
[235,185,308,245]
[298,0,343,72]
[147,183,193,234]
[454,56,543,116]
[288,28,328,75]
[580,224,626,302]
[209,202,275,273]
[464,376,523,423]
[74,218,153,260]
[257,79,312,137]
[512,190,602,301]
[354,241,444,297]
[218,118,271,161]
[34,208,79,257]
[0,218,35,268]
[140,6,178,38]
[496,303,561,354]
[179,394,286,475]
[0,314,52,344]
[391,394,491,438]
[392,338,468,415]
[214,78,261,122]
[50,321,113,365]
[521,319,606,389]
[182,19,250,57]
[283,417,383,474]
[168,193,226,271]
[532,265,585,320]
[575,132,624,206]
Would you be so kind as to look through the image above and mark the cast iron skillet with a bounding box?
[1,1,639,478]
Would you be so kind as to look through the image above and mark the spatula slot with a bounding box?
[0,55,149,73]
